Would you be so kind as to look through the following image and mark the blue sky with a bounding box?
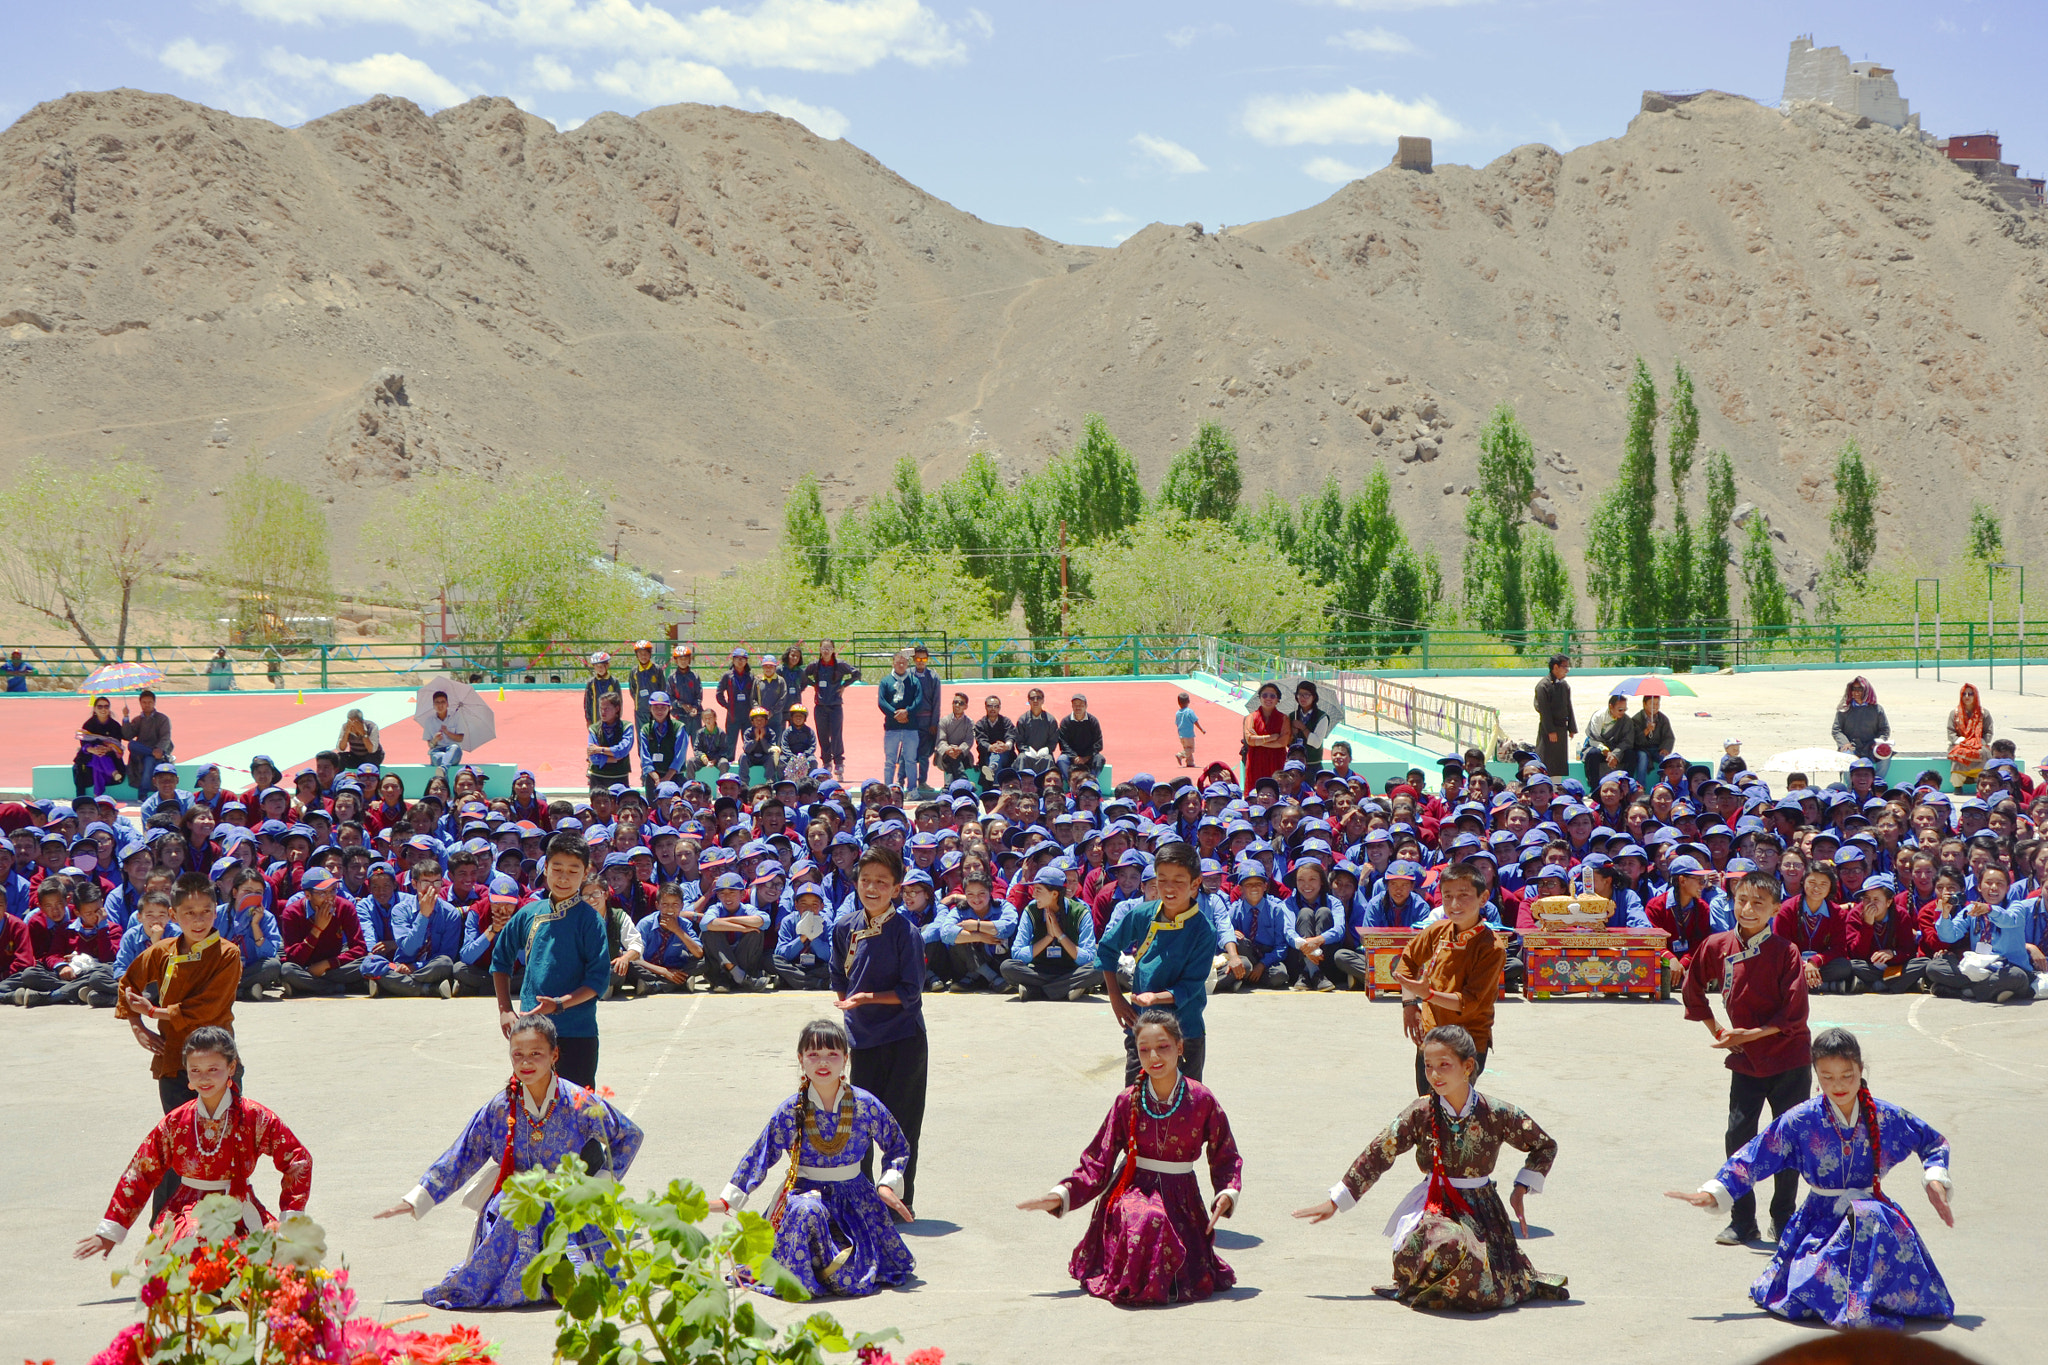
[6,0,2042,245]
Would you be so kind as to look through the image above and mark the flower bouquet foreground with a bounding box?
[80,1193,495,1365]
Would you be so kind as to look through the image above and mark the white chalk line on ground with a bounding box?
[628,995,703,1119]
[1907,995,2044,1078]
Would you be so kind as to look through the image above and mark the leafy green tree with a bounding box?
[1741,514,1794,633]
[1234,491,1299,559]
[1655,362,1699,628]
[1694,449,1736,624]
[782,473,832,586]
[1042,414,1143,545]
[1967,503,2004,564]
[1157,421,1243,522]
[1522,528,1578,637]
[1828,438,1878,581]
[0,452,174,661]
[1585,357,1660,635]
[1341,467,1408,618]
[1461,404,1536,635]
[221,459,334,641]
[1291,477,1349,590]
[1075,508,1329,636]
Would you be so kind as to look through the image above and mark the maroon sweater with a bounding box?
[280,897,368,968]
[1842,907,1921,962]
[1774,894,1850,965]
[1681,927,1811,1078]
[0,912,33,975]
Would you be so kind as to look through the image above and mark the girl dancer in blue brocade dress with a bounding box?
[376,1015,643,1309]
[712,1017,916,1298]
[1668,1027,1956,1329]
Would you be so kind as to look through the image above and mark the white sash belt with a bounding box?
[1383,1175,1492,1242]
[796,1165,861,1182]
[1808,1185,1874,1214]
[1135,1157,1197,1175]
[179,1177,265,1231]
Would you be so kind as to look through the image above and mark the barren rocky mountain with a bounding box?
[3,87,2043,605]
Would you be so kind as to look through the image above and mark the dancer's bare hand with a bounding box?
[1292,1199,1338,1224]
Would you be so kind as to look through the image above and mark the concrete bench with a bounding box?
[32,761,215,802]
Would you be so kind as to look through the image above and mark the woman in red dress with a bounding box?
[75,1027,313,1258]
[1241,681,1289,792]
[1018,1010,1242,1304]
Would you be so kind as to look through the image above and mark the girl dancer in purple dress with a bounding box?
[1018,1010,1243,1305]
[713,1018,915,1298]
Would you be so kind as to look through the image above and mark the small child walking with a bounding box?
[1174,693,1206,768]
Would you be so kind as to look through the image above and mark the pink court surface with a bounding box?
[0,681,1244,795]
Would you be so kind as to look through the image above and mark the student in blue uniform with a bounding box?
[369,859,465,998]
[1000,864,1103,1001]
[1215,862,1289,992]
[772,884,834,990]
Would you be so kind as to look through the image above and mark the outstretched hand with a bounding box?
[74,1234,114,1261]
[1017,1193,1063,1218]
[1927,1182,1955,1228]
[372,1201,414,1220]
[1292,1199,1338,1225]
[1664,1190,1717,1210]
[1206,1190,1235,1234]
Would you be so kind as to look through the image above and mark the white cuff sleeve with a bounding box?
[1051,1184,1072,1218]
[96,1218,129,1245]
[1513,1168,1545,1193]
[1217,1186,1239,1215]
[1701,1179,1732,1213]
[404,1184,436,1219]
[721,1182,750,1212]
[1330,1183,1356,1213]
[1923,1166,1951,1194]
[879,1168,905,1198]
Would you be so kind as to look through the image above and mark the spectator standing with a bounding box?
[756,657,790,742]
[1241,682,1289,792]
[909,644,941,791]
[581,651,622,728]
[1830,676,1890,762]
[637,692,689,799]
[204,648,234,692]
[1057,694,1105,785]
[120,690,174,792]
[4,650,37,691]
[715,648,756,765]
[974,695,1017,785]
[626,641,664,721]
[1290,681,1334,767]
[877,651,923,791]
[1174,692,1206,769]
[1534,655,1576,780]
[805,640,860,780]
[667,645,704,759]
[586,692,633,790]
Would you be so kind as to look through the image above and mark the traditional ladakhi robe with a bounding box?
[1705,1093,1954,1329]
[720,1084,915,1298]
[1329,1090,1567,1311]
[96,1092,312,1247]
[1050,1078,1243,1305]
[402,1078,643,1309]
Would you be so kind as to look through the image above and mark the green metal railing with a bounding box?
[1203,637,1506,755]
[0,618,2034,694]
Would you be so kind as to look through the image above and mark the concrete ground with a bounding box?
[5,989,2040,1365]
[1420,664,2048,777]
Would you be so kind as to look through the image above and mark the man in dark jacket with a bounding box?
[1630,695,1676,784]
[1057,694,1105,784]
[714,649,755,765]
[877,650,924,790]
[667,644,704,756]
[973,695,1017,785]
[1533,654,1576,780]
[1013,688,1060,778]
[805,640,861,780]
[909,644,941,791]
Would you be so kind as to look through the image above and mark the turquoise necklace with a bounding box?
[1138,1073,1187,1120]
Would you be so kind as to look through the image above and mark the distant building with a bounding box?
[1781,36,1913,130]
[1938,132,2046,210]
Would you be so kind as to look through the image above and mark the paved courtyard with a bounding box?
[5,989,2040,1364]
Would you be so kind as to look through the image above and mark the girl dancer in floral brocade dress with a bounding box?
[711,1017,916,1299]
[1018,1009,1243,1305]
[1667,1027,1956,1330]
[1294,1025,1568,1312]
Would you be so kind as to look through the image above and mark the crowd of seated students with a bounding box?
[4,725,2045,1012]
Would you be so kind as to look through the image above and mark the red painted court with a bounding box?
[1,681,1246,795]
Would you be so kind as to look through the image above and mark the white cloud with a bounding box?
[1303,155,1371,183]
[231,0,964,73]
[1079,208,1134,225]
[1131,133,1206,174]
[161,38,233,80]
[265,48,473,109]
[593,57,741,105]
[529,54,578,91]
[747,88,848,138]
[1166,22,1232,48]
[1311,0,1485,10]
[1329,27,1415,53]
[1243,86,1461,146]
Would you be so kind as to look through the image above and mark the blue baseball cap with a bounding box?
[1385,859,1421,881]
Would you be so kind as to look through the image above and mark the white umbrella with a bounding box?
[415,676,497,753]
[1279,674,1346,731]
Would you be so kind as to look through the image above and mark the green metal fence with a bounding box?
[0,618,2032,693]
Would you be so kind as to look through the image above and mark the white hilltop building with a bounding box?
[1781,35,1917,130]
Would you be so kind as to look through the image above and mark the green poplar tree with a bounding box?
[782,473,832,586]
[1694,449,1736,624]
[1461,404,1536,636]
[1741,515,1793,633]
[1585,357,1660,637]
[1158,422,1242,522]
